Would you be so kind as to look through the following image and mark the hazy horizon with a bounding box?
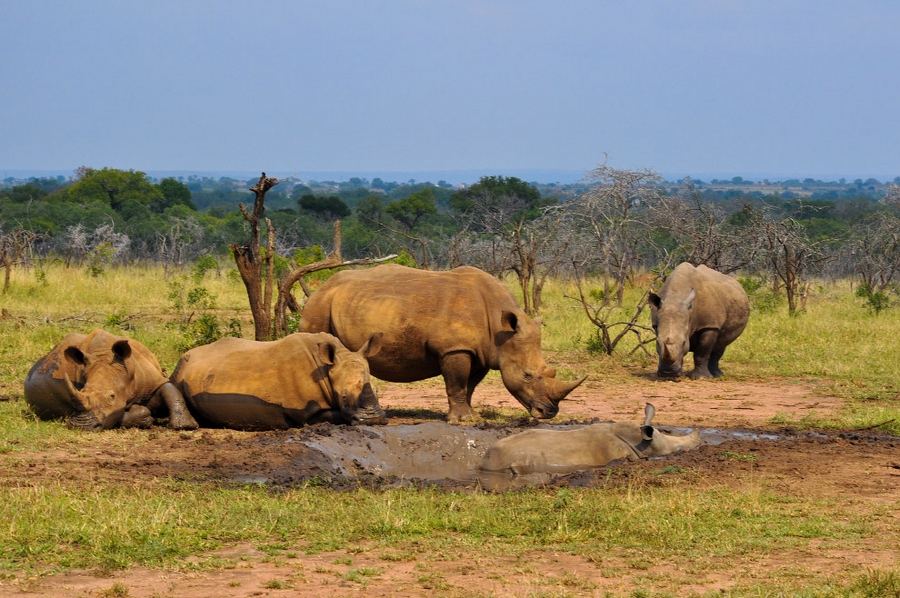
[3,167,897,187]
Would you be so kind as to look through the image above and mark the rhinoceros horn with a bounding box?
[64,373,90,411]
[547,374,587,403]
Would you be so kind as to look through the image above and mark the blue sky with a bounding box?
[1,1,898,183]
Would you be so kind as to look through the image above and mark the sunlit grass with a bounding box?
[1,263,899,594]
[0,480,880,575]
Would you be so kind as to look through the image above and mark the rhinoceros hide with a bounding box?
[24,329,198,431]
[649,262,750,379]
[170,332,385,430]
[479,403,701,475]
[299,264,585,423]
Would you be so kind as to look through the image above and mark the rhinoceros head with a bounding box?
[637,402,702,457]
[496,311,586,419]
[63,338,136,430]
[318,333,387,425]
[649,288,696,379]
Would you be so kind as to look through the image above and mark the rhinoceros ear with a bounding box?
[683,288,697,310]
[500,310,519,333]
[64,346,87,367]
[111,340,132,363]
[359,333,383,359]
[648,293,662,310]
[317,341,337,366]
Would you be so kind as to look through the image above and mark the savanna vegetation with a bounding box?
[1,166,899,595]
[0,260,898,596]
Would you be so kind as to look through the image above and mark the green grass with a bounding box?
[0,481,878,572]
[1,263,899,595]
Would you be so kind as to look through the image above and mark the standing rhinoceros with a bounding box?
[24,329,198,431]
[648,262,750,379]
[170,332,386,430]
[479,403,701,475]
[298,264,585,423]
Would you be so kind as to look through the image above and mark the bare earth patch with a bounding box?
[2,375,899,597]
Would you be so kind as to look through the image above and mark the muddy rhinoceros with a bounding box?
[298,264,585,424]
[648,262,750,379]
[479,403,701,475]
[24,329,198,431]
[170,332,386,430]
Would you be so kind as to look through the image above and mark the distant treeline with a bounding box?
[2,166,899,315]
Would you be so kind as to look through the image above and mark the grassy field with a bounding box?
[0,263,898,596]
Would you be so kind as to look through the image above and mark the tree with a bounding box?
[157,178,197,212]
[230,173,279,341]
[743,205,828,314]
[508,207,570,314]
[297,194,351,220]
[385,188,437,231]
[566,164,663,306]
[450,176,546,278]
[646,178,745,274]
[0,227,36,293]
[65,167,165,213]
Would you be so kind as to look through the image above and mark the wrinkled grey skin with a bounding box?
[480,403,701,475]
[299,264,585,424]
[648,263,750,379]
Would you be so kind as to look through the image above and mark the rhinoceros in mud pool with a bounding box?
[24,329,198,431]
[649,262,750,379]
[299,264,586,424]
[479,403,701,475]
[170,332,386,430]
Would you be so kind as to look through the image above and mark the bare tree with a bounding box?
[566,266,656,356]
[842,188,900,292]
[508,208,570,314]
[646,178,746,274]
[566,164,663,306]
[0,227,37,293]
[230,173,279,341]
[743,205,828,314]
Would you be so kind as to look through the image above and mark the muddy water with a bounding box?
[238,422,778,491]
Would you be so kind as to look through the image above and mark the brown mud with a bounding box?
[2,375,899,597]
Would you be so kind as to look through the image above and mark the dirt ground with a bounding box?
[3,375,899,597]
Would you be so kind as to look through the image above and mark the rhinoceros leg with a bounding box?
[708,350,725,378]
[156,382,199,430]
[441,351,483,424]
[121,405,153,429]
[689,329,718,379]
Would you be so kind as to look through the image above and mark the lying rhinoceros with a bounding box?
[479,403,701,475]
[170,332,386,430]
[649,262,750,379]
[24,329,198,431]
[299,264,585,424]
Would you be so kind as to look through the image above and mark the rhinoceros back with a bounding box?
[171,333,337,430]
[299,265,518,383]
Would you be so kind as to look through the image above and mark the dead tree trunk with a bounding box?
[230,173,279,341]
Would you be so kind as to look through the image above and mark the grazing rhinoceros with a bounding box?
[170,332,386,430]
[479,403,701,475]
[24,329,198,431]
[298,264,585,424]
[648,262,750,379]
